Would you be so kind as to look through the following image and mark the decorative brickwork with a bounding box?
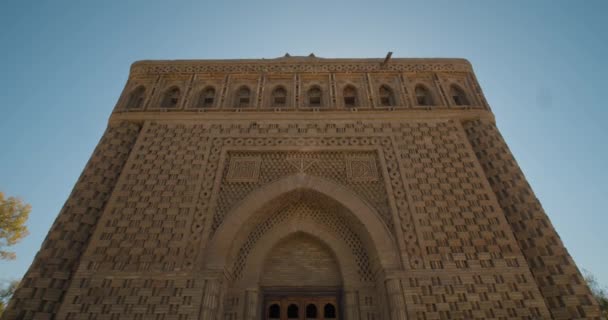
[60,276,205,319]
[130,58,472,77]
[259,233,342,287]
[463,119,601,319]
[4,122,141,320]
[346,156,378,182]
[77,122,213,273]
[226,156,262,183]
[117,57,487,112]
[3,57,600,320]
[231,193,375,283]
[212,150,393,235]
[402,270,551,319]
[393,120,523,271]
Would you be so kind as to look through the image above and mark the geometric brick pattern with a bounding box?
[213,150,393,235]
[76,122,212,273]
[59,276,206,320]
[4,57,601,320]
[346,156,379,182]
[231,195,375,283]
[259,233,342,287]
[393,121,524,271]
[3,121,141,320]
[403,271,551,319]
[130,59,472,77]
[463,119,601,319]
[226,156,261,183]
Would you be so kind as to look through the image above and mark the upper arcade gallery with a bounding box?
[116,57,484,112]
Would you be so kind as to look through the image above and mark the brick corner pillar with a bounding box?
[2,121,141,320]
[462,119,600,320]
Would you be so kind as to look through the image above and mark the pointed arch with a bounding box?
[235,85,251,108]
[197,86,216,108]
[306,304,318,318]
[414,84,433,106]
[450,84,469,106]
[379,85,395,107]
[287,304,299,318]
[161,86,181,108]
[343,85,358,108]
[126,85,146,109]
[239,223,359,288]
[268,304,280,318]
[324,303,337,318]
[204,174,399,272]
[307,86,322,107]
[271,86,288,107]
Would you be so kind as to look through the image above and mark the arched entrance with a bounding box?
[203,174,400,319]
[231,193,375,319]
[264,295,339,320]
[205,174,399,270]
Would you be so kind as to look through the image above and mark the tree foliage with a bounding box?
[0,280,19,315]
[583,269,608,318]
[0,191,30,260]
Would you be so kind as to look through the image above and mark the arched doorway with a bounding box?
[236,195,359,319]
[203,175,400,319]
[264,296,339,320]
[205,175,399,270]
[231,192,373,318]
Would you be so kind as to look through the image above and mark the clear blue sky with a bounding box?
[1,0,607,287]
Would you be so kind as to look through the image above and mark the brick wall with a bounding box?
[3,122,141,320]
[5,115,602,320]
[462,119,601,319]
[260,234,342,287]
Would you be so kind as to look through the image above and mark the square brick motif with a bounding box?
[346,157,378,182]
[226,156,262,183]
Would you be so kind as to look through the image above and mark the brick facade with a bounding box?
[260,233,342,287]
[3,56,600,319]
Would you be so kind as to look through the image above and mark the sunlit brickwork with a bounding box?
[3,56,600,320]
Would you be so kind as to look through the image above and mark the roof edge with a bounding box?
[130,57,473,72]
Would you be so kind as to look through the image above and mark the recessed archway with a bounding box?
[204,174,400,272]
[239,221,360,289]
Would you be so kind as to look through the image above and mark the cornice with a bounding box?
[129,57,473,77]
[109,109,494,125]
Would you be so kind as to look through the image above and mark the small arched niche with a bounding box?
[268,304,280,319]
[235,86,251,108]
[287,304,299,319]
[306,304,318,318]
[324,303,337,318]
[161,86,181,108]
[307,86,322,107]
[197,86,216,108]
[450,84,470,106]
[343,85,358,108]
[379,85,395,107]
[272,86,288,108]
[126,85,146,109]
[414,84,433,106]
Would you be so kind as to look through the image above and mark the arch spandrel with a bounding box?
[204,174,400,272]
